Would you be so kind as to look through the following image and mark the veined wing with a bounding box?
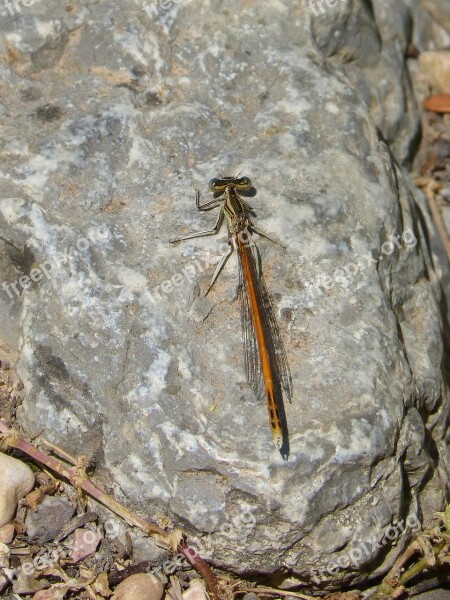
[239,252,264,402]
[235,231,292,450]
[237,232,292,403]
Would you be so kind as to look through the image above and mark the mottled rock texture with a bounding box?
[0,0,449,589]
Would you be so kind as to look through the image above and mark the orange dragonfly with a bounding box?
[171,175,292,457]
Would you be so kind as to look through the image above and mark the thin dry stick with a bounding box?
[409,573,450,597]
[397,541,446,587]
[0,420,222,600]
[234,587,316,600]
[415,177,450,261]
[179,540,222,600]
[0,420,165,538]
[368,539,447,599]
[41,438,88,466]
[382,540,421,584]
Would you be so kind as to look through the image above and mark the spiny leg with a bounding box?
[251,225,286,249]
[170,205,224,244]
[205,242,233,295]
[196,190,223,211]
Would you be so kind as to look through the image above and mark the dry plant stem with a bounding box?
[178,540,221,600]
[369,540,446,599]
[409,573,450,596]
[234,587,316,600]
[383,541,420,584]
[0,420,165,538]
[397,541,445,587]
[0,420,223,600]
[416,177,450,261]
[41,438,84,465]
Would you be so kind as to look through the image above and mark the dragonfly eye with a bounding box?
[234,176,252,190]
[208,178,227,191]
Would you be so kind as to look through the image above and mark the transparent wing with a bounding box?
[239,257,265,401]
[237,233,293,403]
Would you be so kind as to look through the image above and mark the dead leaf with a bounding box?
[92,571,113,597]
[164,529,184,553]
[424,94,450,113]
[168,575,184,600]
[24,489,46,510]
[54,511,98,543]
[0,542,10,568]
[31,588,67,600]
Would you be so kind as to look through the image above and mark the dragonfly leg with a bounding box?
[196,190,223,211]
[205,242,233,295]
[251,226,286,249]
[170,205,224,244]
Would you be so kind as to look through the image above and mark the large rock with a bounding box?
[0,0,448,589]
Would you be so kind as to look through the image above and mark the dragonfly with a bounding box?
[170,175,292,456]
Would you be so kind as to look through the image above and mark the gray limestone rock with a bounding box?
[0,0,449,589]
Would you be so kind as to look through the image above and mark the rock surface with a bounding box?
[0,0,449,589]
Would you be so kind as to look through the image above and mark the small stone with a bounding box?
[70,527,102,562]
[242,594,260,600]
[25,495,75,543]
[0,523,15,544]
[419,51,450,94]
[112,573,164,600]
[0,453,35,528]
[183,582,208,600]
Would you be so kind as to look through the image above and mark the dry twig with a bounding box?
[0,420,223,600]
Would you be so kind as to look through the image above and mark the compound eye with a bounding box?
[208,178,226,191]
[235,176,252,190]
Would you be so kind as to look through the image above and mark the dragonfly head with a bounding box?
[208,176,253,192]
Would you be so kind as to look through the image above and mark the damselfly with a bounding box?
[171,175,292,456]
